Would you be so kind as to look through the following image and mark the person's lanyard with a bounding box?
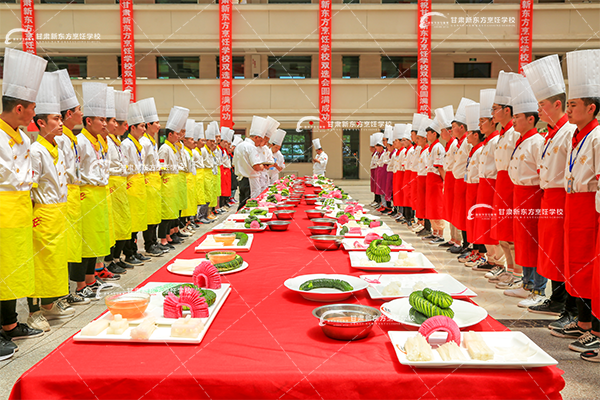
[569,132,591,174]
[465,142,483,180]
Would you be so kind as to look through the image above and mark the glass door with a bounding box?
[342,129,360,179]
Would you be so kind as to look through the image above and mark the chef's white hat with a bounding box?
[114,90,131,122]
[428,116,441,134]
[383,125,394,141]
[138,97,159,123]
[232,134,243,147]
[194,122,204,140]
[270,129,287,146]
[184,119,196,138]
[265,116,280,138]
[205,121,219,140]
[417,117,432,137]
[411,113,424,130]
[453,97,476,125]
[220,126,229,139]
[479,89,496,118]
[494,71,519,106]
[127,102,145,125]
[250,116,267,137]
[435,105,454,129]
[34,72,60,115]
[510,75,539,115]
[82,82,107,118]
[404,124,412,139]
[312,138,322,150]
[465,103,480,132]
[523,54,566,102]
[165,106,189,132]
[373,132,384,146]
[2,48,47,103]
[105,87,116,119]
[566,49,600,100]
[53,69,79,111]
[393,124,406,141]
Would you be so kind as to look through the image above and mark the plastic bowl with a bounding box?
[274,210,295,220]
[105,292,151,319]
[207,250,237,264]
[309,234,344,250]
[305,209,325,219]
[213,233,236,246]
[307,225,334,236]
[267,221,291,231]
[310,218,336,227]
[312,304,381,341]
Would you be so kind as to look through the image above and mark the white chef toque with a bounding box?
[127,102,145,126]
[522,54,566,102]
[435,105,454,129]
[195,122,204,140]
[82,82,107,118]
[137,98,159,123]
[428,116,441,134]
[250,116,267,137]
[270,129,287,146]
[566,49,600,100]
[404,124,412,139]
[465,103,480,132]
[205,121,219,140]
[494,71,519,106]
[184,119,196,138]
[232,134,243,147]
[453,97,476,125]
[373,132,384,146]
[479,89,496,118]
[265,116,280,139]
[383,124,394,142]
[105,87,116,119]
[114,90,131,122]
[510,75,539,114]
[411,113,424,131]
[312,138,322,150]
[2,48,47,103]
[34,72,61,115]
[393,124,407,142]
[165,106,189,132]
[53,69,79,112]
[417,117,432,138]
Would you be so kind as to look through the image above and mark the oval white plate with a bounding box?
[284,273,368,302]
[380,298,488,328]
[168,261,248,276]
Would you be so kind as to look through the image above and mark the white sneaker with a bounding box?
[504,285,529,299]
[412,225,424,233]
[27,311,50,332]
[518,293,546,308]
[495,274,519,288]
[41,299,76,320]
[465,255,486,268]
[485,266,506,280]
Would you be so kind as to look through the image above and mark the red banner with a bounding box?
[417,0,431,116]
[319,0,332,130]
[120,0,136,101]
[518,0,533,73]
[220,0,233,128]
[21,0,36,55]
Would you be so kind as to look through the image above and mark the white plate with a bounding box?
[211,222,267,233]
[342,238,414,252]
[360,274,477,300]
[349,251,435,271]
[388,331,558,369]
[336,224,393,238]
[381,298,488,328]
[227,213,273,221]
[195,234,255,252]
[284,273,368,302]
[168,261,248,276]
[73,283,232,344]
[326,211,381,220]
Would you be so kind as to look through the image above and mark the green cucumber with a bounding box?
[409,307,428,325]
[234,232,249,246]
[299,279,353,292]
[409,290,454,319]
[422,288,454,309]
[205,254,244,272]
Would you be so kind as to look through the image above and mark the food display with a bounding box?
[80,319,110,336]
[404,334,434,361]
[171,316,205,339]
[104,292,151,319]
[408,289,455,321]
[246,199,259,208]
[436,341,468,362]
[366,240,392,263]
[130,317,157,340]
[163,287,209,319]
[107,314,129,335]
[284,274,368,302]
[244,215,264,229]
[205,251,245,273]
[418,316,461,345]
[299,279,353,292]
[161,284,217,307]
[463,331,494,361]
[193,261,222,289]
[350,252,435,271]
[213,233,236,246]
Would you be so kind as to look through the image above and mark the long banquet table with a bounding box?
[11,198,565,399]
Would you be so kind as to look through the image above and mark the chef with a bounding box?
[233,116,266,207]
[425,115,446,244]
[391,124,407,220]
[312,138,328,176]
[26,72,73,333]
[406,115,423,229]
[369,134,380,207]
[491,71,523,291]
[219,127,233,209]
[381,125,395,215]
[180,119,198,231]
[414,117,431,238]
[202,121,221,219]
[193,123,210,224]
[138,97,164,257]
[259,117,279,193]
[396,125,413,224]
[523,54,578,326]
[268,128,287,184]
[158,106,188,249]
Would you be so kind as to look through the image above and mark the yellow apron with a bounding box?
[209,168,221,207]
[145,172,162,225]
[177,171,188,212]
[161,174,180,220]
[127,173,148,232]
[0,191,34,300]
[106,186,115,247]
[32,203,69,298]
[66,184,82,263]
[202,168,214,207]
[80,185,111,258]
[195,168,206,206]
[109,176,131,241]
[182,172,196,217]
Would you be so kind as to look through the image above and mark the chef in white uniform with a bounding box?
[233,116,266,206]
[268,129,287,184]
[312,138,328,176]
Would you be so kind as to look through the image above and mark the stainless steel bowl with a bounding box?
[312,304,381,341]
[309,234,343,250]
[305,209,325,219]
[274,210,295,220]
[266,220,291,231]
[310,218,336,227]
[276,204,294,211]
[307,226,334,236]
[305,199,317,205]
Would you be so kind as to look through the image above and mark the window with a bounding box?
[343,0,359,3]
[157,57,199,79]
[342,56,359,79]
[0,57,3,80]
[455,0,492,3]
[381,56,417,79]
[155,0,197,3]
[41,0,83,3]
[382,0,413,3]
[454,62,491,78]
[281,129,312,163]
[216,56,246,79]
[44,56,87,78]
[342,129,360,179]
[268,0,310,3]
[268,56,311,79]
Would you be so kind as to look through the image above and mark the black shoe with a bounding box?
[449,245,464,254]
[548,311,577,330]
[421,234,436,240]
[136,253,151,261]
[107,262,127,275]
[417,229,432,237]
[472,262,495,272]
[190,222,200,229]
[124,256,142,265]
[438,241,454,248]
[430,237,446,244]
[117,260,135,269]
[146,245,164,257]
[528,299,564,316]
[0,335,16,361]
[175,231,190,238]
[157,243,172,252]
[459,249,472,258]
[170,236,183,245]
[3,323,44,340]
[550,321,589,339]
[406,221,413,227]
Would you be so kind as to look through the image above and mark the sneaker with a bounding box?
[157,243,172,252]
[87,280,113,293]
[117,260,135,270]
[207,214,216,220]
[124,256,142,265]
[177,230,191,238]
[198,218,211,224]
[417,229,432,237]
[62,292,90,306]
[485,266,506,280]
[495,275,520,289]
[430,237,446,245]
[146,245,164,257]
[135,253,151,261]
[421,234,436,241]
[3,322,44,340]
[449,245,464,254]
[76,286,99,302]
[169,236,183,245]
[412,225,424,233]
[465,255,486,267]
[581,349,600,363]
[472,261,495,272]
[27,311,51,332]
[438,241,454,248]
[504,285,529,299]
[0,337,16,361]
[568,331,600,352]
[550,321,589,339]
[458,251,476,263]
[517,293,546,308]
[95,267,120,281]
[41,299,76,320]
[528,299,564,316]
[107,262,127,275]
[549,312,577,330]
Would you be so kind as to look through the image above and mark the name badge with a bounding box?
[566,177,573,194]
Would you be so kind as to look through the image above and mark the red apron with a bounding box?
[538,188,566,282]
[513,185,543,269]
[465,182,479,242]
[385,169,394,201]
[594,222,600,319]
[473,178,499,245]
[492,170,514,242]
[393,171,404,206]
[404,171,413,208]
[452,178,467,231]
[564,192,598,299]
[220,166,232,197]
[426,173,444,220]
[375,166,386,195]
[411,172,419,210]
[416,175,427,219]
[443,173,455,222]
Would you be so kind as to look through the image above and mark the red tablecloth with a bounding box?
[11,199,565,400]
